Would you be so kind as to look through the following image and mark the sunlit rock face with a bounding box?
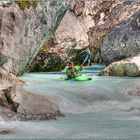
[0,0,70,75]
[30,0,140,72]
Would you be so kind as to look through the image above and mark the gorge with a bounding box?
[0,0,140,139]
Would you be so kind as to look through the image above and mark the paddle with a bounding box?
[83,54,89,65]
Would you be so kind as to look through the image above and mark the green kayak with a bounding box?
[60,75,92,81]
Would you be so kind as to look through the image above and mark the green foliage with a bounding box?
[16,0,40,10]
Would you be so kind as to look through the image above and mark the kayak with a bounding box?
[60,75,92,81]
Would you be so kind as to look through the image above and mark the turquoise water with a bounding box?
[1,64,140,139]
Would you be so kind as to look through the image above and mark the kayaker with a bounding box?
[66,61,83,80]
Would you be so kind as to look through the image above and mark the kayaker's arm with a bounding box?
[74,65,83,72]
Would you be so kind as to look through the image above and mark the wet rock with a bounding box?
[77,93,110,103]
[0,68,62,121]
[11,86,61,120]
[99,54,140,77]
[0,130,14,135]
[0,85,62,121]
[0,106,19,121]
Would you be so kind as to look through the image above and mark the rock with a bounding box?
[0,0,70,75]
[125,63,140,77]
[0,84,62,120]
[109,63,125,77]
[0,130,14,135]
[101,11,140,65]
[12,86,60,120]
[29,51,66,72]
[0,68,61,120]
[0,106,20,121]
[99,54,140,77]
[0,67,25,88]
[89,1,140,65]
[0,53,8,67]
[122,82,140,96]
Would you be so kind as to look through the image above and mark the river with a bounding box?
[1,64,140,139]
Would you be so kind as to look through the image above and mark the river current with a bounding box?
[1,64,140,139]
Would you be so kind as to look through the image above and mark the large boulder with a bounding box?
[89,1,140,65]
[13,86,60,120]
[0,84,61,120]
[0,0,70,75]
[99,54,140,77]
[0,68,61,120]
[101,11,140,65]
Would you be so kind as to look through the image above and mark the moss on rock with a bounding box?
[125,63,140,76]
[109,63,125,76]
[16,0,40,10]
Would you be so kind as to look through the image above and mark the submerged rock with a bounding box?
[0,130,14,135]
[99,54,140,77]
[121,81,140,96]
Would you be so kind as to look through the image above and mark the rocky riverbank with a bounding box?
[0,68,61,120]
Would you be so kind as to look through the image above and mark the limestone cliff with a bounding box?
[29,0,140,72]
[0,0,70,75]
[101,11,140,65]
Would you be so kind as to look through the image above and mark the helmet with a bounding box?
[67,61,74,65]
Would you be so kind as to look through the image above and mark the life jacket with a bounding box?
[68,67,78,78]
